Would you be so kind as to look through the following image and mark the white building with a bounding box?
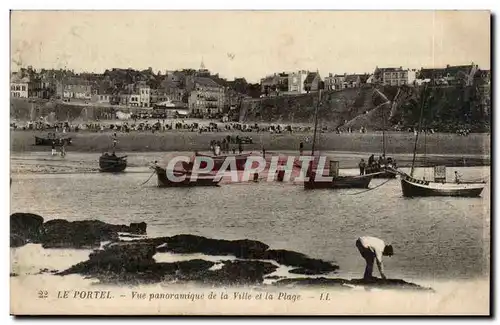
[10,76,30,98]
[92,94,111,104]
[139,86,151,108]
[129,94,140,107]
[288,70,309,94]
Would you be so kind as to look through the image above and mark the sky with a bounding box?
[10,10,491,83]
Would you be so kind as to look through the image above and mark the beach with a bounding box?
[10,129,491,157]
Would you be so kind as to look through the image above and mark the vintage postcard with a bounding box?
[9,10,491,315]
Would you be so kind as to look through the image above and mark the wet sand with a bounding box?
[10,130,490,157]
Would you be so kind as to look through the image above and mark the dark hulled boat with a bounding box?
[189,152,253,171]
[153,166,221,187]
[400,174,485,198]
[304,170,374,190]
[99,153,127,173]
[397,84,486,198]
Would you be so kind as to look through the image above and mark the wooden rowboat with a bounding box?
[304,172,375,190]
[400,174,485,198]
[99,154,127,173]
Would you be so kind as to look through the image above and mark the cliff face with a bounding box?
[239,84,490,132]
[240,86,377,127]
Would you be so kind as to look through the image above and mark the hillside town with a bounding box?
[11,59,491,118]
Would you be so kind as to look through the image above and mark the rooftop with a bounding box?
[194,77,222,88]
[304,72,319,84]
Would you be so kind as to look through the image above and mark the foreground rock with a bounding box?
[154,234,269,259]
[263,250,338,274]
[10,214,149,248]
[59,241,215,284]
[10,213,44,247]
[194,261,278,285]
[274,277,433,292]
[41,219,147,249]
[152,235,337,274]
[58,240,279,285]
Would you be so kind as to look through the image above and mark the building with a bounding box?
[260,74,279,95]
[92,94,111,104]
[324,73,370,90]
[324,74,336,90]
[372,67,416,86]
[56,78,92,100]
[260,72,289,96]
[139,86,151,108]
[30,76,56,99]
[304,71,322,92]
[417,63,479,86]
[10,75,31,98]
[187,77,225,114]
[129,94,140,107]
[288,70,309,94]
[119,94,131,106]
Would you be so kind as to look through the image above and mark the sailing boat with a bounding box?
[365,88,397,178]
[397,85,486,197]
[303,89,375,190]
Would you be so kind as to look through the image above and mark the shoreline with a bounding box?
[10,150,491,173]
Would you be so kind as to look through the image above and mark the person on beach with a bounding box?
[454,171,461,184]
[112,133,118,147]
[60,142,66,158]
[356,236,393,280]
[51,140,56,156]
[358,159,366,175]
[368,154,375,166]
[215,142,221,156]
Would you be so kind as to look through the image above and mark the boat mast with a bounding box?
[410,84,427,177]
[382,97,386,156]
[311,89,322,156]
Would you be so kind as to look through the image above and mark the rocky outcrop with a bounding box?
[154,234,269,259]
[10,213,149,249]
[129,222,147,235]
[10,213,44,247]
[263,249,338,274]
[59,241,160,276]
[59,240,276,285]
[40,219,147,249]
[274,277,349,288]
[274,277,433,291]
[151,236,336,274]
[196,261,278,285]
